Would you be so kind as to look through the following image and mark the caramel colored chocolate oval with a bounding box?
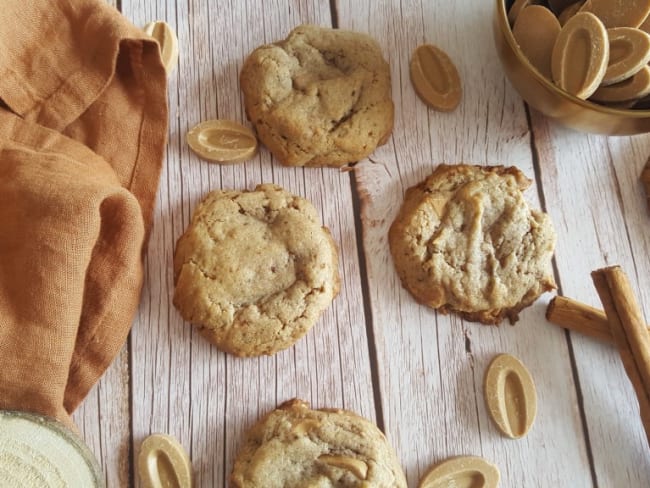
[602,28,650,86]
[410,44,462,112]
[508,0,539,25]
[138,434,192,488]
[484,353,537,439]
[580,0,650,28]
[318,455,369,480]
[419,456,500,488]
[144,21,179,75]
[187,120,258,164]
[558,1,584,26]
[551,12,609,99]
[513,6,561,79]
[592,66,650,102]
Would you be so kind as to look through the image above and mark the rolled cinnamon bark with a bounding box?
[547,296,613,342]
[546,296,650,343]
[592,266,650,448]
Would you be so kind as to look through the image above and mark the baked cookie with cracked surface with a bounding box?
[389,164,556,325]
[173,184,339,356]
[231,399,407,488]
[240,24,394,168]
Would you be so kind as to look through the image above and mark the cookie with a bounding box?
[240,24,394,168]
[173,184,339,356]
[231,399,407,488]
[389,164,556,325]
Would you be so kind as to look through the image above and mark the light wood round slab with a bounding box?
[0,410,104,487]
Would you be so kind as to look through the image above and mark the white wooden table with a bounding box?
[79,0,650,486]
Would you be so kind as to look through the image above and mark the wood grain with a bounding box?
[71,1,650,487]
[532,111,650,486]
[337,0,592,485]
[73,346,130,488]
[120,1,376,487]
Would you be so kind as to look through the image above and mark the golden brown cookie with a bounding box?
[389,164,556,325]
[231,399,407,488]
[173,184,339,356]
[240,24,394,168]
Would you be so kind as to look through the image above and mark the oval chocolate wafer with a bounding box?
[186,119,258,164]
[419,456,500,488]
[143,21,179,75]
[484,354,537,439]
[138,434,192,488]
[592,65,650,102]
[551,12,609,99]
[513,6,561,79]
[410,44,462,112]
[558,1,585,26]
[508,0,540,25]
[603,28,650,86]
[580,0,650,28]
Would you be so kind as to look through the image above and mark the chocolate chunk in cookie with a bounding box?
[173,184,339,356]
[389,164,556,324]
[240,24,394,168]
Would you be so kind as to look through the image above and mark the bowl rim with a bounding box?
[496,0,650,118]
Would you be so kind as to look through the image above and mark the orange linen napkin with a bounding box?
[0,0,168,426]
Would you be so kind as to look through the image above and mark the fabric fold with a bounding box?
[0,0,168,227]
[0,0,168,426]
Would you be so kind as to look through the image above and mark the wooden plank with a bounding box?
[73,346,131,488]
[338,0,593,485]
[120,1,377,487]
[531,112,650,486]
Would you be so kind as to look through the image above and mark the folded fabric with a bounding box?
[0,0,168,426]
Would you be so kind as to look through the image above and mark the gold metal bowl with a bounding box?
[493,0,650,135]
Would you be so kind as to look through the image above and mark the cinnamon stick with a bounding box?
[592,266,650,448]
[547,296,612,342]
[547,296,650,344]
[642,157,650,213]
